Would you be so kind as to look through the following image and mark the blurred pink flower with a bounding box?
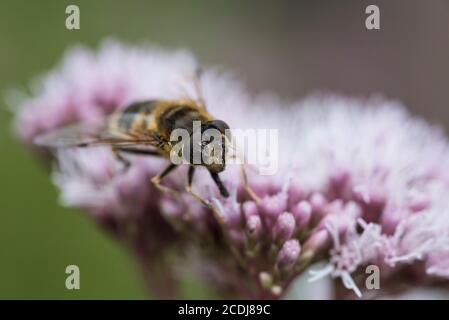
[12,40,449,299]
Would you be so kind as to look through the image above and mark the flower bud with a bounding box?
[260,192,288,219]
[259,272,273,289]
[271,285,282,296]
[276,239,301,270]
[246,214,263,240]
[288,181,305,206]
[273,212,295,244]
[292,200,311,228]
[242,201,258,219]
[303,229,329,253]
[310,192,326,212]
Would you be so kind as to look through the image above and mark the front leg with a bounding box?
[117,147,179,198]
[240,164,261,204]
[209,171,229,198]
[186,166,214,209]
[151,163,179,198]
[226,148,261,203]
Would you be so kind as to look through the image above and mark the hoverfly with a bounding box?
[35,69,259,208]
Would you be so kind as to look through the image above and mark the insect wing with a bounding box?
[33,120,150,148]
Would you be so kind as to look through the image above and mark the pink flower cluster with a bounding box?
[13,40,449,299]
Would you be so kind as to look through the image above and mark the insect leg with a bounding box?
[185,166,214,208]
[112,147,131,169]
[225,146,261,203]
[151,163,179,197]
[193,67,207,109]
[209,171,230,198]
[112,147,162,170]
[240,164,261,204]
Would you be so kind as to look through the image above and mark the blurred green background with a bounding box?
[0,0,448,299]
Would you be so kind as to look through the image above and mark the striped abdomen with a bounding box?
[112,100,158,134]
